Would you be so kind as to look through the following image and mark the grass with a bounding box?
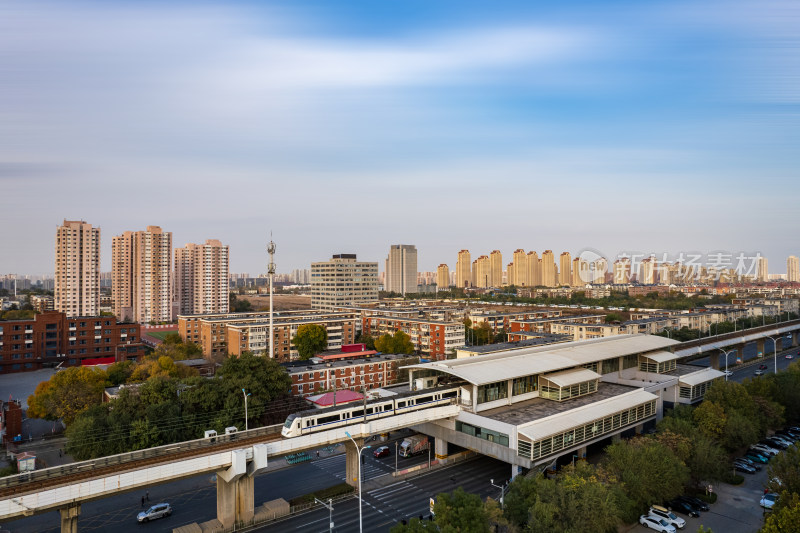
[288,483,355,506]
[145,330,178,341]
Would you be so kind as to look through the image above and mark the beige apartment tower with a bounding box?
[436,264,451,289]
[489,250,503,287]
[456,250,472,288]
[385,244,417,296]
[111,226,173,323]
[541,250,557,287]
[613,258,632,284]
[54,220,101,317]
[526,251,541,287]
[559,252,572,287]
[572,257,588,286]
[639,257,657,285]
[175,240,230,315]
[473,255,490,288]
[788,256,800,283]
[512,249,527,286]
[311,254,378,310]
[757,256,769,282]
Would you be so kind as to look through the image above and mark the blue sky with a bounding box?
[1,0,798,275]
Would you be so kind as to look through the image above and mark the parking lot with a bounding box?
[630,462,772,532]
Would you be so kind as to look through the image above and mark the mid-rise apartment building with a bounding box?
[111,226,173,323]
[175,239,229,315]
[0,311,144,374]
[54,220,100,317]
[311,254,378,310]
[286,353,410,396]
[361,315,464,360]
[384,245,417,296]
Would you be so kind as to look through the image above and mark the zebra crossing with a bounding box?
[311,454,393,482]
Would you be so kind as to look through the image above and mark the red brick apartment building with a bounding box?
[0,311,145,374]
[285,353,412,396]
[361,316,464,360]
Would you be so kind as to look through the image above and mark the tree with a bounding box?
[375,330,416,354]
[604,437,689,511]
[767,443,800,497]
[693,401,726,440]
[761,492,800,532]
[292,324,328,360]
[229,293,253,312]
[27,366,108,425]
[355,332,376,350]
[433,487,491,533]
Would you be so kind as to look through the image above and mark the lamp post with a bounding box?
[720,348,736,380]
[345,431,370,533]
[242,389,251,431]
[395,440,398,475]
[314,497,334,532]
[765,334,779,375]
[489,479,506,510]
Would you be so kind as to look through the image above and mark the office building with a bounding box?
[436,264,450,289]
[489,250,503,287]
[111,226,173,323]
[54,220,100,317]
[385,245,418,296]
[788,256,799,283]
[456,250,472,288]
[311,254,378,310]
[175,240,230,315]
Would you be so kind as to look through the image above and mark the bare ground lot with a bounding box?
[238,293,311,311]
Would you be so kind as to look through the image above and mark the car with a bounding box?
[786,354,794,359]
[759,364,768,370]
[733,461,756,474]
[649,505,686,529]
[639,514,676,532]
[736,458,762,471]
[372,446,390,458]
[666,499,700,518]
[677,496,709,512]
[751,444,779,456]
[754,369,765,376]
[722,370,733,377]
[744,452,769,464]
[137,503,172,523]
[760,493,779,510]
[765,437,791,449]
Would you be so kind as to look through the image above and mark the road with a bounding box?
[256,455,511,532]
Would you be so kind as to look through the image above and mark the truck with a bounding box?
[398,434,429,458]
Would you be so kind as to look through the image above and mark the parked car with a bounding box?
[777,429,800,440]
[372,446,390,458]
[764,437,791,449]
[666,499,700,518]
[760,493,779,510]
[735,458,761,471]
[649,505,686,529]
[677,496,709,512]
[744,452,769,464]
[737,456,758,467]
[639,514,676,532]
[733,461,756,474]
[750,444,779,456]
[137,503,172,523]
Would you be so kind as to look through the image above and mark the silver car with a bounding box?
[137,503,172,523]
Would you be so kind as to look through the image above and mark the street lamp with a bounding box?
[718,348,737,380]
[314,497,334,532]
[242,389,251,431]
[489,479,507,510]
[345,431,371,533]
[765,335,779,375]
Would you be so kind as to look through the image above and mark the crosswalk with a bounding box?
[312,454,394,483]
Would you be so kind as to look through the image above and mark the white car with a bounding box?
[137,503,172,523]
[640,514,676,532]
[760,493,778,509]
[723,370,733,377]
[649,505,686,529]
[751,444,779,457]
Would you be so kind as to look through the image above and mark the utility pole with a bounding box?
[267,236,276,359]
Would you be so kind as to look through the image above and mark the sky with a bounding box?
[1,0,799,276]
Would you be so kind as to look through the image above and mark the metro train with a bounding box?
[281,386,460,438]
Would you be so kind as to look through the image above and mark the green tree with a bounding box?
[604,437,689,511]
[693,401,726,440]
[292,324,328,360]
[355,332,376,350]
[761,492,800,532]
[767,443,800,496]
[433,487,491,533]
[375,330,416,354]
[27,366,108,425]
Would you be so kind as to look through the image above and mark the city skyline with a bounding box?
[2,0,799,275]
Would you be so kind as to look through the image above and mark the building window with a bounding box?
[477,381,508,404]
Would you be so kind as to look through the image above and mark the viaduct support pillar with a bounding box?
[59,503,80,533]
[757,339,766,359]
[216,449,249,529]
[435,437,449,464]
[345,437,364,488]
[792,331,799,348]
[709,352,720,370]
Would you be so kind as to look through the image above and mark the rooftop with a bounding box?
[460,334,571,354]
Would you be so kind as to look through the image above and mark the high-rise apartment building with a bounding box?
[456,250,471,288]
[512,249,527,286]
[437,264,451,289]
[489,250,503,287]
[506,262,515,286]
[572,257,588,286]
[594,257,609,284]
[311,254,378,310]
[541,250,556,287]
[54,220,100,317]
[757,256,769,282]
[613,258,631,284]
[175,240,230,315]
[384,245,417,296]
[639,256,656,285]
[111,226,173,323]
[559,252,572,287]
[526,251,541,287]
[473,255,490,288]
[788,256,799,283]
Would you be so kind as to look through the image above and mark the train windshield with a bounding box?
[283,415,296,428]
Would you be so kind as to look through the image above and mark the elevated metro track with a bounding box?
[673,319,800,358]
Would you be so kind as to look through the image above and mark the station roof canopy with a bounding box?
[405,334,679,386]
[678,367,726,387]
[518,389,657,442]
[541,368,601,387]
[640,351,678,363]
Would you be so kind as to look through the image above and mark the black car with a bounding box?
[667,499,700,518]
[759,364,768,370]
[737,458,761,471]
[733,462,756,474]
[678,496,709,512]
[764,439,790,450]
[777,431,799,441]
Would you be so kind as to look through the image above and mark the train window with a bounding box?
[351,409,363,417]
[366,407,374,414]
[443,390,457,398]
[416,395,433,404]
[397,401,406,408]
[317,414,340,425]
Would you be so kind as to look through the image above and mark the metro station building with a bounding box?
[404,334,724,476]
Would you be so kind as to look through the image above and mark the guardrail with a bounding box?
[0,424,282,492]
